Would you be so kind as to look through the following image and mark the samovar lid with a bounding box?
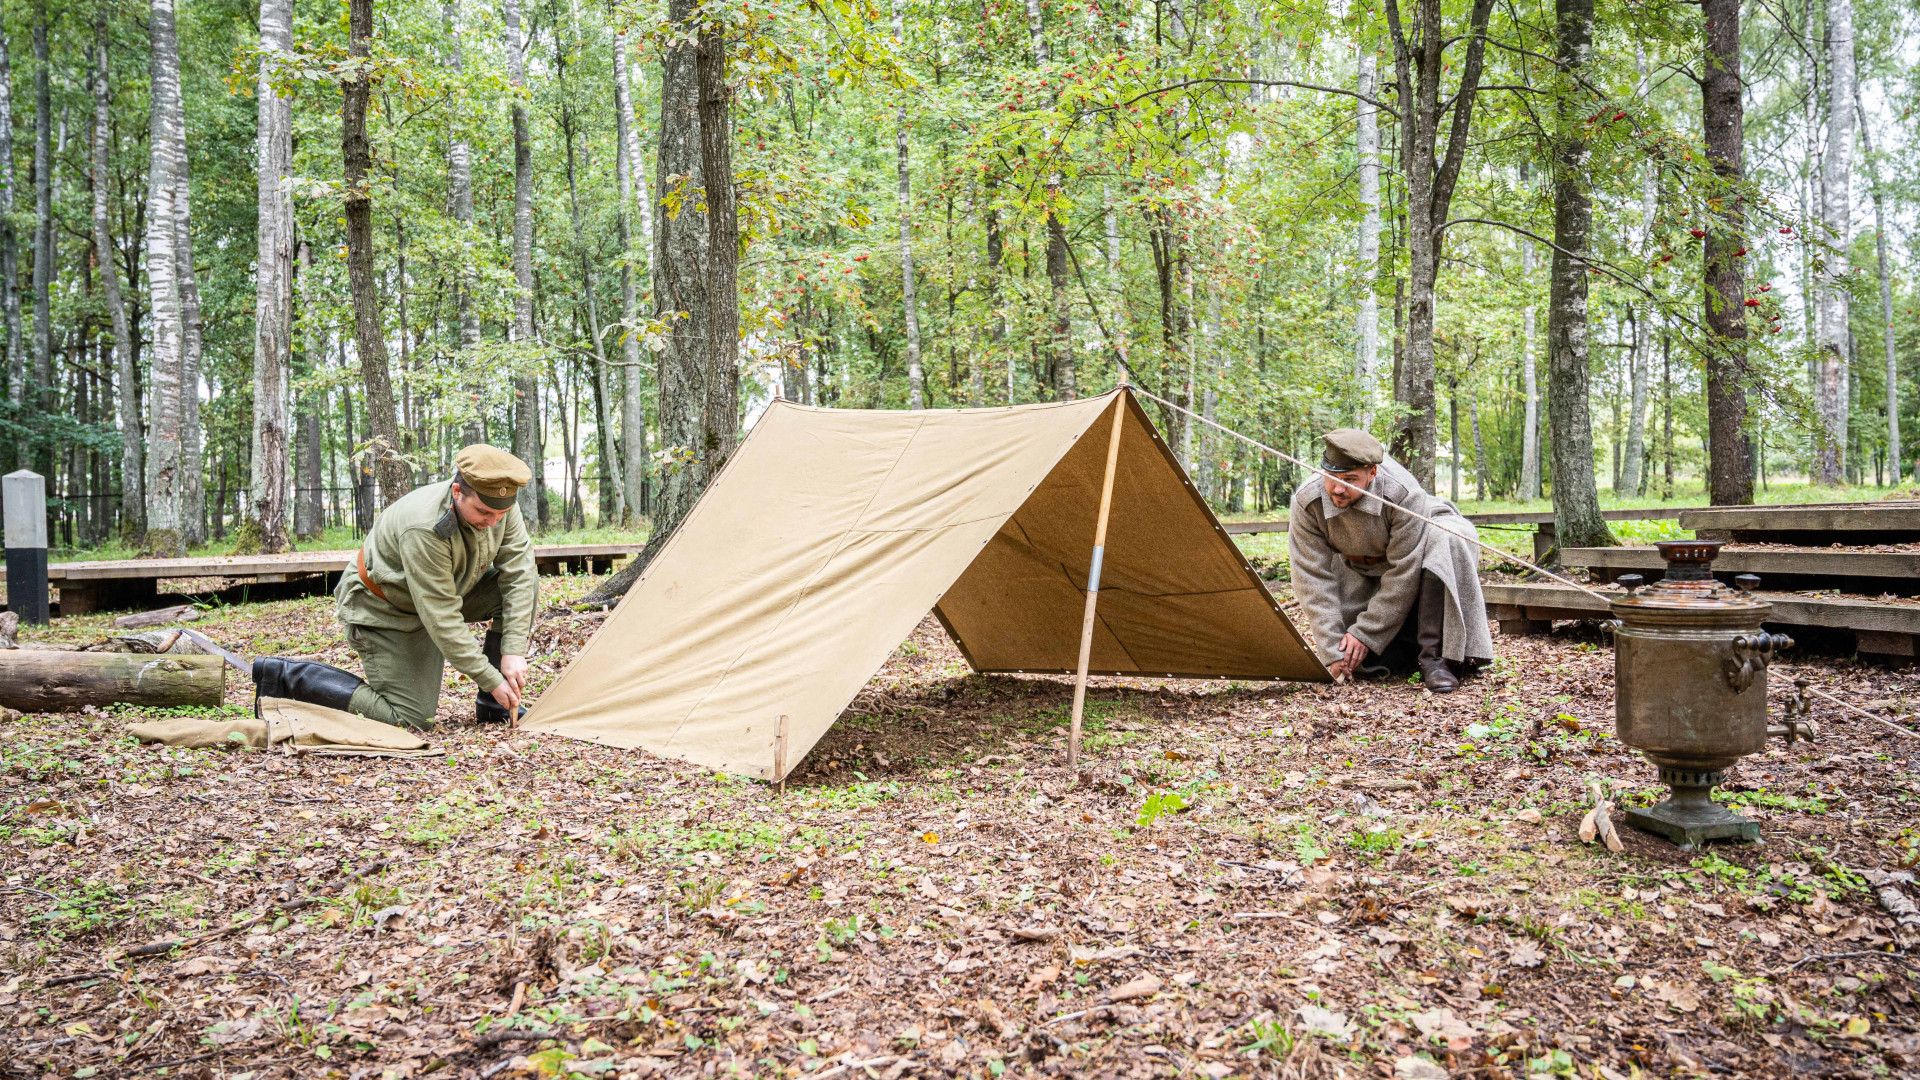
[1608,540,1770,615]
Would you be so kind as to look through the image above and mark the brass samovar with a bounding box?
[1608,541,1798,848]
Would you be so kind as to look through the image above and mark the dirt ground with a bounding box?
[2,573,1917,1080]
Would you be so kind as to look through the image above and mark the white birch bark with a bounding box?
[1355,48,1380,425]
[503,0,540,520]
[143,0,187,555]
[0,35,18,471]
[1620,48,1654,497]
[251,0,293,550]
[893,0,923,409]
[1812,0,1854,484]
[444,0,483,443]
[613,30,649,519]
[1520,236,1540,500]
[1855,93,1899,481]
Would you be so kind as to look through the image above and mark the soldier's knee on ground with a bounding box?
[348,684,438,732]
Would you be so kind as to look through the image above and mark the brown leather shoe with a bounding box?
[1419,657,1460,694]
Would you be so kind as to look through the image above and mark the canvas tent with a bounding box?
[524,389,1327,778]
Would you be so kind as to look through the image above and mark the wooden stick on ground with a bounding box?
[0,651,224,711]
[1068,395,1127,771]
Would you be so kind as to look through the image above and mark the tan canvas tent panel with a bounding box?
[523,389,1326,779]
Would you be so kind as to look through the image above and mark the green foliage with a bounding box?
[1134,789,1188,829]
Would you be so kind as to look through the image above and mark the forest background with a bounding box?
[3,0,1917,571]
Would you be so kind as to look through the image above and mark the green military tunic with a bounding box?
[334,478,538,728]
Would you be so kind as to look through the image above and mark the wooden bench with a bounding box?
[1678,502,1920,546]
[2,543,646,615]
[1485,581,1920,663]
[1227,506,1705,560]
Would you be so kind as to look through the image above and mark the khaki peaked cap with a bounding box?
[1321,428,1384,471]
[454,444,532,509]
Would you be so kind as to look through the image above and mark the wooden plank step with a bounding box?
[2,543,647,583]
[1223,505,1706,535]
[1678,502,1920,535]
[1560,545,1920,580]
[1482,581,1920,636]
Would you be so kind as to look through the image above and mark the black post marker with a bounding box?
[4,470,49,624]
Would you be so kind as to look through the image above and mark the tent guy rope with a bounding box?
[1120,384,1612,603]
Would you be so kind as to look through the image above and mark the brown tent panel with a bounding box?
[523,389,1326,779]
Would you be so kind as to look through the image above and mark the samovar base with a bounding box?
[1623,767,1759,849]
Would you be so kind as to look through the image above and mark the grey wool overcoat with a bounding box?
[1285,456,1496,666]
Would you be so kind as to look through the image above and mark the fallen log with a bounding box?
[0,651,224,711]
[110,604,201,630]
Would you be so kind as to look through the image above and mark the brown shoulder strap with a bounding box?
[356,548,390,602]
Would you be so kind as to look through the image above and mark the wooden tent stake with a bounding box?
[774,714,789,795]
[1068,394,1127,770]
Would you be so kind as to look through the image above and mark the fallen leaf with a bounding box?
[1395,1055,1449,1080]
[1514,808,1543,825]
[1107,973,1162,1001]
[1654,980,1700,1013]
[1509,940,1546,968]
[1298,1004,1355,1039]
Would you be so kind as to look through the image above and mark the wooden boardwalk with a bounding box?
[1498,502,1920,662]
[2,543,645,615]
[1226,506,1705,559]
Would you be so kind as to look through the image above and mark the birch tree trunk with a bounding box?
[892,0,924,409]
[342,0,409,508]
[92,15,141,539]
[293,241,324,539]
[557,53,625,525]
[0,34,18,474]
[1355,48,1380,425]
[142,0,188,557]
[249,0,294,552]
[1545,0,1610,549]
[613,31,649,520]
[1700,0,1753,504]
[1811,0,1854,485]
[177,166,206,543]
[31,8,51,475]
[1519,236,1539,500]
[1856,93,1899,482]
[503,0,541,523]
[444,0,484,445]
[1621,67,1654,498]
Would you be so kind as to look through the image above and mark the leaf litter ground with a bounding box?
[2,572,1917,1080]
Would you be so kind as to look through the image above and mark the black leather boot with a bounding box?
[475,629,528,724]
[251,657,368,715]
[1414,572,1459,694]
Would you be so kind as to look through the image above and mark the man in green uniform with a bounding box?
[250,445,540,728]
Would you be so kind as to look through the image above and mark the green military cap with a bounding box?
[454,444,533,510]
[1321,428,1384,472]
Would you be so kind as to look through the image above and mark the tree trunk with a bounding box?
[1470,396,1488,497]
[1700,0,1753,505]
[613,30,649,521]
[176,166,206,544]
[1811,0,1854,485]
[893,0,923,409]
[249,0,293,552]
[91,15,141,539]
[142,0,188,557]
[444,0,484,445]
[1046,215,1073,400]
[581,0,737,606]
[30,5,52,478]
[557,46,625,526]
[1856,95,1899,482]
[1355,48,1380,425]
[1545,0,1610,549]
[1383,0,1496,491]
[503,0,540,523]
[1620,51,1655,499]
[0,34,19,475]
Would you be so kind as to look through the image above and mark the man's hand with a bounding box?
[490,654,530,713]
[1327,657,1354,681]
[499,653,530,695]
[1338,633,1368,671]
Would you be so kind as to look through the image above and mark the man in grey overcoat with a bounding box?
[1287,428,1495,693]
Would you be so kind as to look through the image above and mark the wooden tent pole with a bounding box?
[774,714,789,795]
[1068,392,1127,770]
